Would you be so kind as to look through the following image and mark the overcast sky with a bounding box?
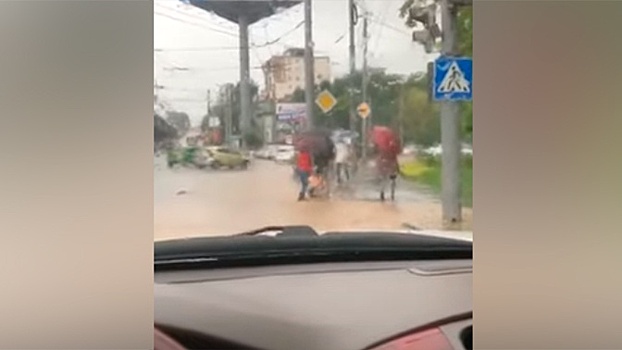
[154,0,437,123]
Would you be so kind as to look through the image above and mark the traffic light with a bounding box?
[412,30,434,54]
[408,8,432,28]
[409,3,440,54]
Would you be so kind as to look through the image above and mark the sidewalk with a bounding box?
[331,159,439,203]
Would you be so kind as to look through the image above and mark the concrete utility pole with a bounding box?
[304,0,315,130]
[238,14,252,146]
[207,89,211,115]
[225,85,233,147]
[348,0,357,132]
[439,0,462,224]
[361,12,369,159]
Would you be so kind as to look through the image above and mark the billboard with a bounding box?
[276,103,306,122]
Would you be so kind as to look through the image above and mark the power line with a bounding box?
[156,2,279,43]
[370,0,392,55]
[155,3,240,36]
[154,19,303,53]
[368,15,412,37]
[154,11,239,38]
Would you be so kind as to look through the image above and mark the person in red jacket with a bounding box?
[295,148,313,201]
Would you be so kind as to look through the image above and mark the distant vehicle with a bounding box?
[193,148,214,169]
[275,146,295,164]
[253,147,272,160]
[401,144,418,156]
[422,144,472,157]
[462,143,473,156]
[167,146,213,169]
[423,145,443,157]
[266,144,280,160]
[206,147,250,170]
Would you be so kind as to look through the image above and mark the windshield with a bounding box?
[154,0,473,241]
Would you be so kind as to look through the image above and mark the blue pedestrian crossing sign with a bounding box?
[433,57,472,101]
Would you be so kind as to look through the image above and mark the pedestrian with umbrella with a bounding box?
[370,126,401,201]
[294,129,335,199]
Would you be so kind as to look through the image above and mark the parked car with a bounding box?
[462,143,473,156]
[206,147,250,169]
[401,144,418,156]
[274,146,295,164]
[154,226,473,350]
[266,144,280,160]
[421,144,473,157]
[423,145,443,157]
[166,146,212,169]
[192,148,214,169]
[253,147,271,160]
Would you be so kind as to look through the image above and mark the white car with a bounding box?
[253,148,269,159]
[401,144,418,156]
[266,145,280,160]
[422,144,473,157]
[423,145,443,156]
[275,148,295,163]
[462,144,473,156]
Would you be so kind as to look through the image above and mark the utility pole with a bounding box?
[207,89,211,115]
[239,14,252,147]
[348,0,357,132]
[361,12,369,160]
[304,0,315,130]
[398,82,404,144]
[439,0,462,224]
[225,85,233,147]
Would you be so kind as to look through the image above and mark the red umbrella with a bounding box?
[370,126,401,155]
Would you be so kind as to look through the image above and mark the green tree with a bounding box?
[401,86,440,146]
[289,70,404,130]
[166,111,191,135]
[154,113,178,147]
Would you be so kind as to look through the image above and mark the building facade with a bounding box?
[262,48,331,102]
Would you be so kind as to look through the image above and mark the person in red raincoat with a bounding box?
[294,148,313,201]
[376,147,399,201]
[371,127,401,201]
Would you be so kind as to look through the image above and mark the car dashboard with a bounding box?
[155,258,472,350]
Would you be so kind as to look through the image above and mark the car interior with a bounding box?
[154,227,472,350]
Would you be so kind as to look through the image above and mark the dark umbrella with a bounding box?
[294,129,335,158]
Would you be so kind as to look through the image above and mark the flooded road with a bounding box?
[154,156,472,241]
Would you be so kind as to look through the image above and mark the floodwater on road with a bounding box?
[154,156,472,241]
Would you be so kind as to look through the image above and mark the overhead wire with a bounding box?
[154,19,304,53]
[368,14,411,38]
[154,11,239,38]
[370,0,391,55]
[155,2,240,36]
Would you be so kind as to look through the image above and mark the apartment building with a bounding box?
[262,48,331,101]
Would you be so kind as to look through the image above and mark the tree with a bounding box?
[154,113,178,148]
[243,130,263,149]
[166,111,191,136]
[288,70,405,130]
[401,85,441,146]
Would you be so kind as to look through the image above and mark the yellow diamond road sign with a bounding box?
[315,90,337,114]
[357,102,371,119]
